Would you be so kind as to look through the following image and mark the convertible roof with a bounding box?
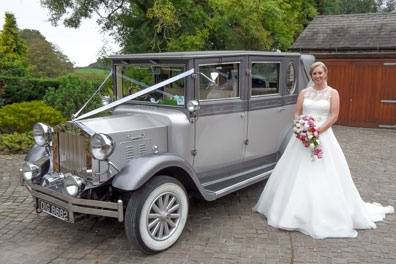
[109,50,301,60]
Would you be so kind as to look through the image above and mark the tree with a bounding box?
[0,12,27,76]
[377,0,396,11]
[41,0,317,52]
[20,29,73,78]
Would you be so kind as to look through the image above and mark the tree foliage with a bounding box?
[0,12,27,76]
[41,0,317,52]
[43,75,102,118]
[20,29,74,78]
[40,0,395,55]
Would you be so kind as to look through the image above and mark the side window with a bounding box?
[286,62,296,94]
[251,62,280,96]
[199,63,239,100]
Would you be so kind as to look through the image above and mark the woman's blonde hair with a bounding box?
[309,61,328,76]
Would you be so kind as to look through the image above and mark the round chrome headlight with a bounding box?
[64,174,84,197]
[21,162,40,181]
[90,133,114,160]
[33,123,52,146]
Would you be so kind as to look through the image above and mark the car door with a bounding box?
[245,56,299,163]
[192,56,248,174]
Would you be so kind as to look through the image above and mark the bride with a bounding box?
[254,61,394,239]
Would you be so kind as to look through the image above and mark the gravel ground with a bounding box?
[0,126,395,264]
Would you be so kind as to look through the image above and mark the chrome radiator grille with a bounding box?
[52,126,91,175]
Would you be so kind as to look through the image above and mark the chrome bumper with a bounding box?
[24,182,124,223]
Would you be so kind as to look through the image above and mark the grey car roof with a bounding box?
[109,50,301,60]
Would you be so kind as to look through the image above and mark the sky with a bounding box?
[0,0,120,67]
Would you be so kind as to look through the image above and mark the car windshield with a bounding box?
[115,64,186,106]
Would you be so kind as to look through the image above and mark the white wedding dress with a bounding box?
[254,86,394,239]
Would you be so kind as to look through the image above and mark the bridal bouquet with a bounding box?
[293,115,323,159]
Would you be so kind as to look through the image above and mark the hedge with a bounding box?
[0,75,61,105]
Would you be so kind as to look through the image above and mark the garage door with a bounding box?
[322,59,396,128]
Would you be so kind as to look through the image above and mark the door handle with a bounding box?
[381,99,396,104]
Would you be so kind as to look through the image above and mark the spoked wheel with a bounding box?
[125,176,188,254]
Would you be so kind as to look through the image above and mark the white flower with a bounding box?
[309,143,315,150]
[308,134,313,139]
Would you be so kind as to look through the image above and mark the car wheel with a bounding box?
[124,176,189,254]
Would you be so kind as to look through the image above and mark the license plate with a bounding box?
[38,199,69,222]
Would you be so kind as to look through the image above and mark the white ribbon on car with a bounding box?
[73,71,113,119]
[73,68,195,121]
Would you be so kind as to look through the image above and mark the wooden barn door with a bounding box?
[324,60,353,126]
[322,58,395,128]
[377,63,396,128]
[348,61,382,127]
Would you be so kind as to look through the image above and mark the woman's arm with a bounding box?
[318,89,340,134]
[294,89,305,119]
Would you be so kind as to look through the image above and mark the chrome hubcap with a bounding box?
[147,192,181,241]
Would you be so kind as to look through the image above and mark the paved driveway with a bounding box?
[0,126,395,264]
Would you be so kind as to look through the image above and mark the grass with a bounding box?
[72,67,110,82]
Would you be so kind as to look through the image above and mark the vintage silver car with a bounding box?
[21,51,313,253]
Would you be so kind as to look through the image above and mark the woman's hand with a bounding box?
[294,89,306,118]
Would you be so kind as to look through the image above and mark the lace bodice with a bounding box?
[302,86,332,126]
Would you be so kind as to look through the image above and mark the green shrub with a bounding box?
[158,98,178,105]
[0,75,61,104]
[70,68,113,96]
[0,100,66,133]
[44,75,102,119]
[0,132,34,154]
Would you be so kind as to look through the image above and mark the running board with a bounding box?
[208,170,272,199]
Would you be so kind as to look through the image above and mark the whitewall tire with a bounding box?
[125,176,188,254]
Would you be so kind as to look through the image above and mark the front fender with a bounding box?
[23,144,51,180]
[112,153,203,193]
[25,144,48,163]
